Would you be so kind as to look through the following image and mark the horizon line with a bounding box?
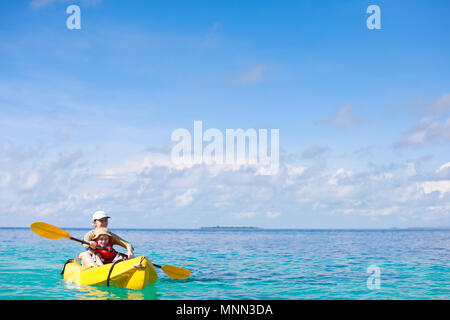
[3,226,450,231]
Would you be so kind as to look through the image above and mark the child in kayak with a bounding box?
[80,228,124,266]
[78,211,134,267]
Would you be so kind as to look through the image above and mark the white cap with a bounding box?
[92,210,111,221]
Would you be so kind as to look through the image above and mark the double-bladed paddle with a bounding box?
[30,222,191,280]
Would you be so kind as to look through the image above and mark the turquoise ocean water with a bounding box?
[0,228,449,300]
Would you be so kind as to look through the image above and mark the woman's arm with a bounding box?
[110,232,134,251]
[111,234,135,259]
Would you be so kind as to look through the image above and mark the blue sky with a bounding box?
[1,0,450,228]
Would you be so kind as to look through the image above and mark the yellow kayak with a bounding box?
[62,256,158,290]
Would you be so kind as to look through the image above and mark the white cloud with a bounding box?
[332,206,399,217]
[405,162,417,177]
[415,93,450,115]
[2,136,450,226]
[174,188,198,207]
[232,212,257,219]
[395,116,450,148]
[437,162,450,173]
[428,93,450,114]
[284,165,306,186]
[30,0,102,8]
[21,171,39,190]
[231,65,267,84]
[200,22,222,49]
[29,0,55,8]
[419,162,450,198]
[301,146,329,159]
[394,93,450,148]
[328,168,354,185]
[323,105,364,128]
[266,211,281,219]
[0,172,11,188]
[422,181,450,197]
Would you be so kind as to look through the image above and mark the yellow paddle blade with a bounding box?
[161,264,191,280]
[30,222,71,240]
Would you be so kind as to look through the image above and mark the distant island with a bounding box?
[389,227,450,230]
[200,226,260,230]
